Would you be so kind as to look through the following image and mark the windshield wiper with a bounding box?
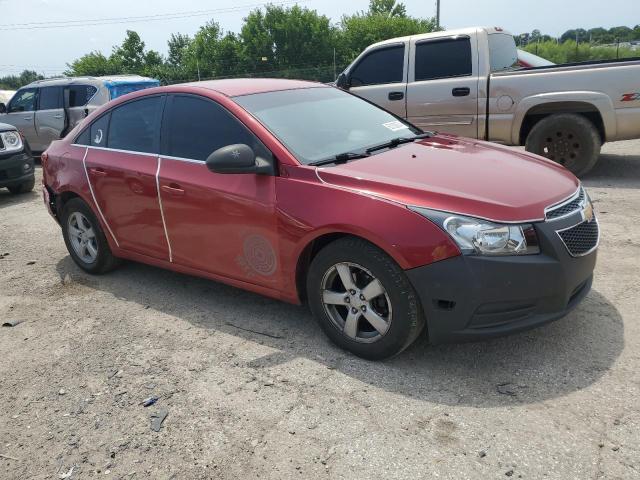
[365,132,433,154]
[309,151,370,167]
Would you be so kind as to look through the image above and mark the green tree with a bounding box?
[0,70,44,90]
[64,52,120,76]
[368,0,407,17]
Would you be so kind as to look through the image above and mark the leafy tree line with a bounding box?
[522,40,637,64]
[0,70,44,90]
[64,0,436,85]
[517,25,640,45]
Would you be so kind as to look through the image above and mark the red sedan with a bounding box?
[42,79,598,359]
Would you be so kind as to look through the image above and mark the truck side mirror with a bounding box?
[0,103,6,114]
[336,73,350,90]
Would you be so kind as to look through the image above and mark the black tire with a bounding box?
[525,113,601,177]
[8,176,35,194]
[307,237,425,360]
[61,198,121,274]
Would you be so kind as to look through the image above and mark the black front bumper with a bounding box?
[407,212,598,344]
[0,151,34,188]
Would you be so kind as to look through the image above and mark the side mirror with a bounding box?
[0,103,6,114]
[336,72,350,90]
[206,144,273,175]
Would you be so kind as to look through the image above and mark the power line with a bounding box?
[0,0,309,31]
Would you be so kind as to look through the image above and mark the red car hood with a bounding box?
[316,135,579,223]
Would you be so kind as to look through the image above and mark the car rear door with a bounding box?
[3,88,38,149]
[346,43,408,118]
[158,94,280,289]
[83,95,169,260]
[35,86,65,150]
[406,35,480,137]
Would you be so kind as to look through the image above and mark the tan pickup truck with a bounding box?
[336,26,640,175]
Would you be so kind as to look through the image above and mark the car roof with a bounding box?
[180,78,326,97]
[366,26,512,50]
[23,75,158,88]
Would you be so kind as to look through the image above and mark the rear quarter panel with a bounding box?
[488,60,640,143]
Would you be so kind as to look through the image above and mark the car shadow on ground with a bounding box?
[583,152,640,188]
[0,188,39,209]
[56,256,624,408]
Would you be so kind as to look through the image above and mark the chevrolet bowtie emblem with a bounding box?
[231,149,241,159]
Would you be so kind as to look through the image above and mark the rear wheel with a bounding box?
[525,113,601,177]
[8,176,35,194]
[61,198,120,274]
[307,237,425,360]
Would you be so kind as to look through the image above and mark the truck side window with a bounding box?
[69,85,98,107]
[415,37,472,81]
[39,86,63,110]
[8,88,37,113]
[350,45,405,87]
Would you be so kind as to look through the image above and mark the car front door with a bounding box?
[2,88,38,149]
[406,36,480,137]
[346,43,408,118]
[35,86,65,151]
[83,95,170,260]
[158,94,280,290]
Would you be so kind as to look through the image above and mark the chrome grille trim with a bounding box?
[545,186,586,221]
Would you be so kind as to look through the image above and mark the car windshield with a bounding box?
[234,87,421,165]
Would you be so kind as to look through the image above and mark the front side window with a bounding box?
[163,95,266,161]
[8,88,37,113]
[235,87,420,165]
[107,97,162,153]
[349,45,405,87]
[39,86,63,110]
[68,85,98,107]
[415,37,472,81]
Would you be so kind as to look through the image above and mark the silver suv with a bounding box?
[0,75,159,154]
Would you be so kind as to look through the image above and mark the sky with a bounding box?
[0,0,638,77]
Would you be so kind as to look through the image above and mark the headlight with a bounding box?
[410,207,540,256]
[0,130,24,153]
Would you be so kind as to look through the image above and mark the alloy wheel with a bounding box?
[320,262,392,343]
[67,211,98,264]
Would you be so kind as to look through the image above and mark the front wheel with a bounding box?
[61,198,121,274]
[307,237,425,360]
[525,113,601,177]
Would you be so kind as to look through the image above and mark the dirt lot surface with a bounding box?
[1,141,639,480]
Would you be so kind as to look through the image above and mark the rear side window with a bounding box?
[163,95,264,161]
[90,113,110,147]
[39,86,63,110]
[415,37,472,81]
[68,85,98,107]
[107,97,162,153]
[349,46,405,87]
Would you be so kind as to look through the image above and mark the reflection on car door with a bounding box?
[83,96,170,260]
[347,44,408,118]
[35,86,65,151]
[158,94,280,290]
[3,88,38,149]
[406,36,479,137]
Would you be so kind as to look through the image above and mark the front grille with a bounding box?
[546,188,585,220]
[557,219,599,257]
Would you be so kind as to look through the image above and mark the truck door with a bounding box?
[2,88,38,149]
[406,35,480,138]
[346,43,408,118]
[35,86,65,151]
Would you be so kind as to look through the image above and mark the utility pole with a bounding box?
[436,0,440,29]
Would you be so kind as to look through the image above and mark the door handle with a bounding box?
[53,114,63,119]
[388,91,404,101]
[452,87,471,97]
[88,167,107,176]
[23,117,32,121]
[161,184,185,196]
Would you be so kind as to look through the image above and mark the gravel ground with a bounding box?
[1,141,639,480]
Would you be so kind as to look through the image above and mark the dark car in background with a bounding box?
[0,123,34,194]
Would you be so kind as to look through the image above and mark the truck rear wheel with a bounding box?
[525,113,601,177]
